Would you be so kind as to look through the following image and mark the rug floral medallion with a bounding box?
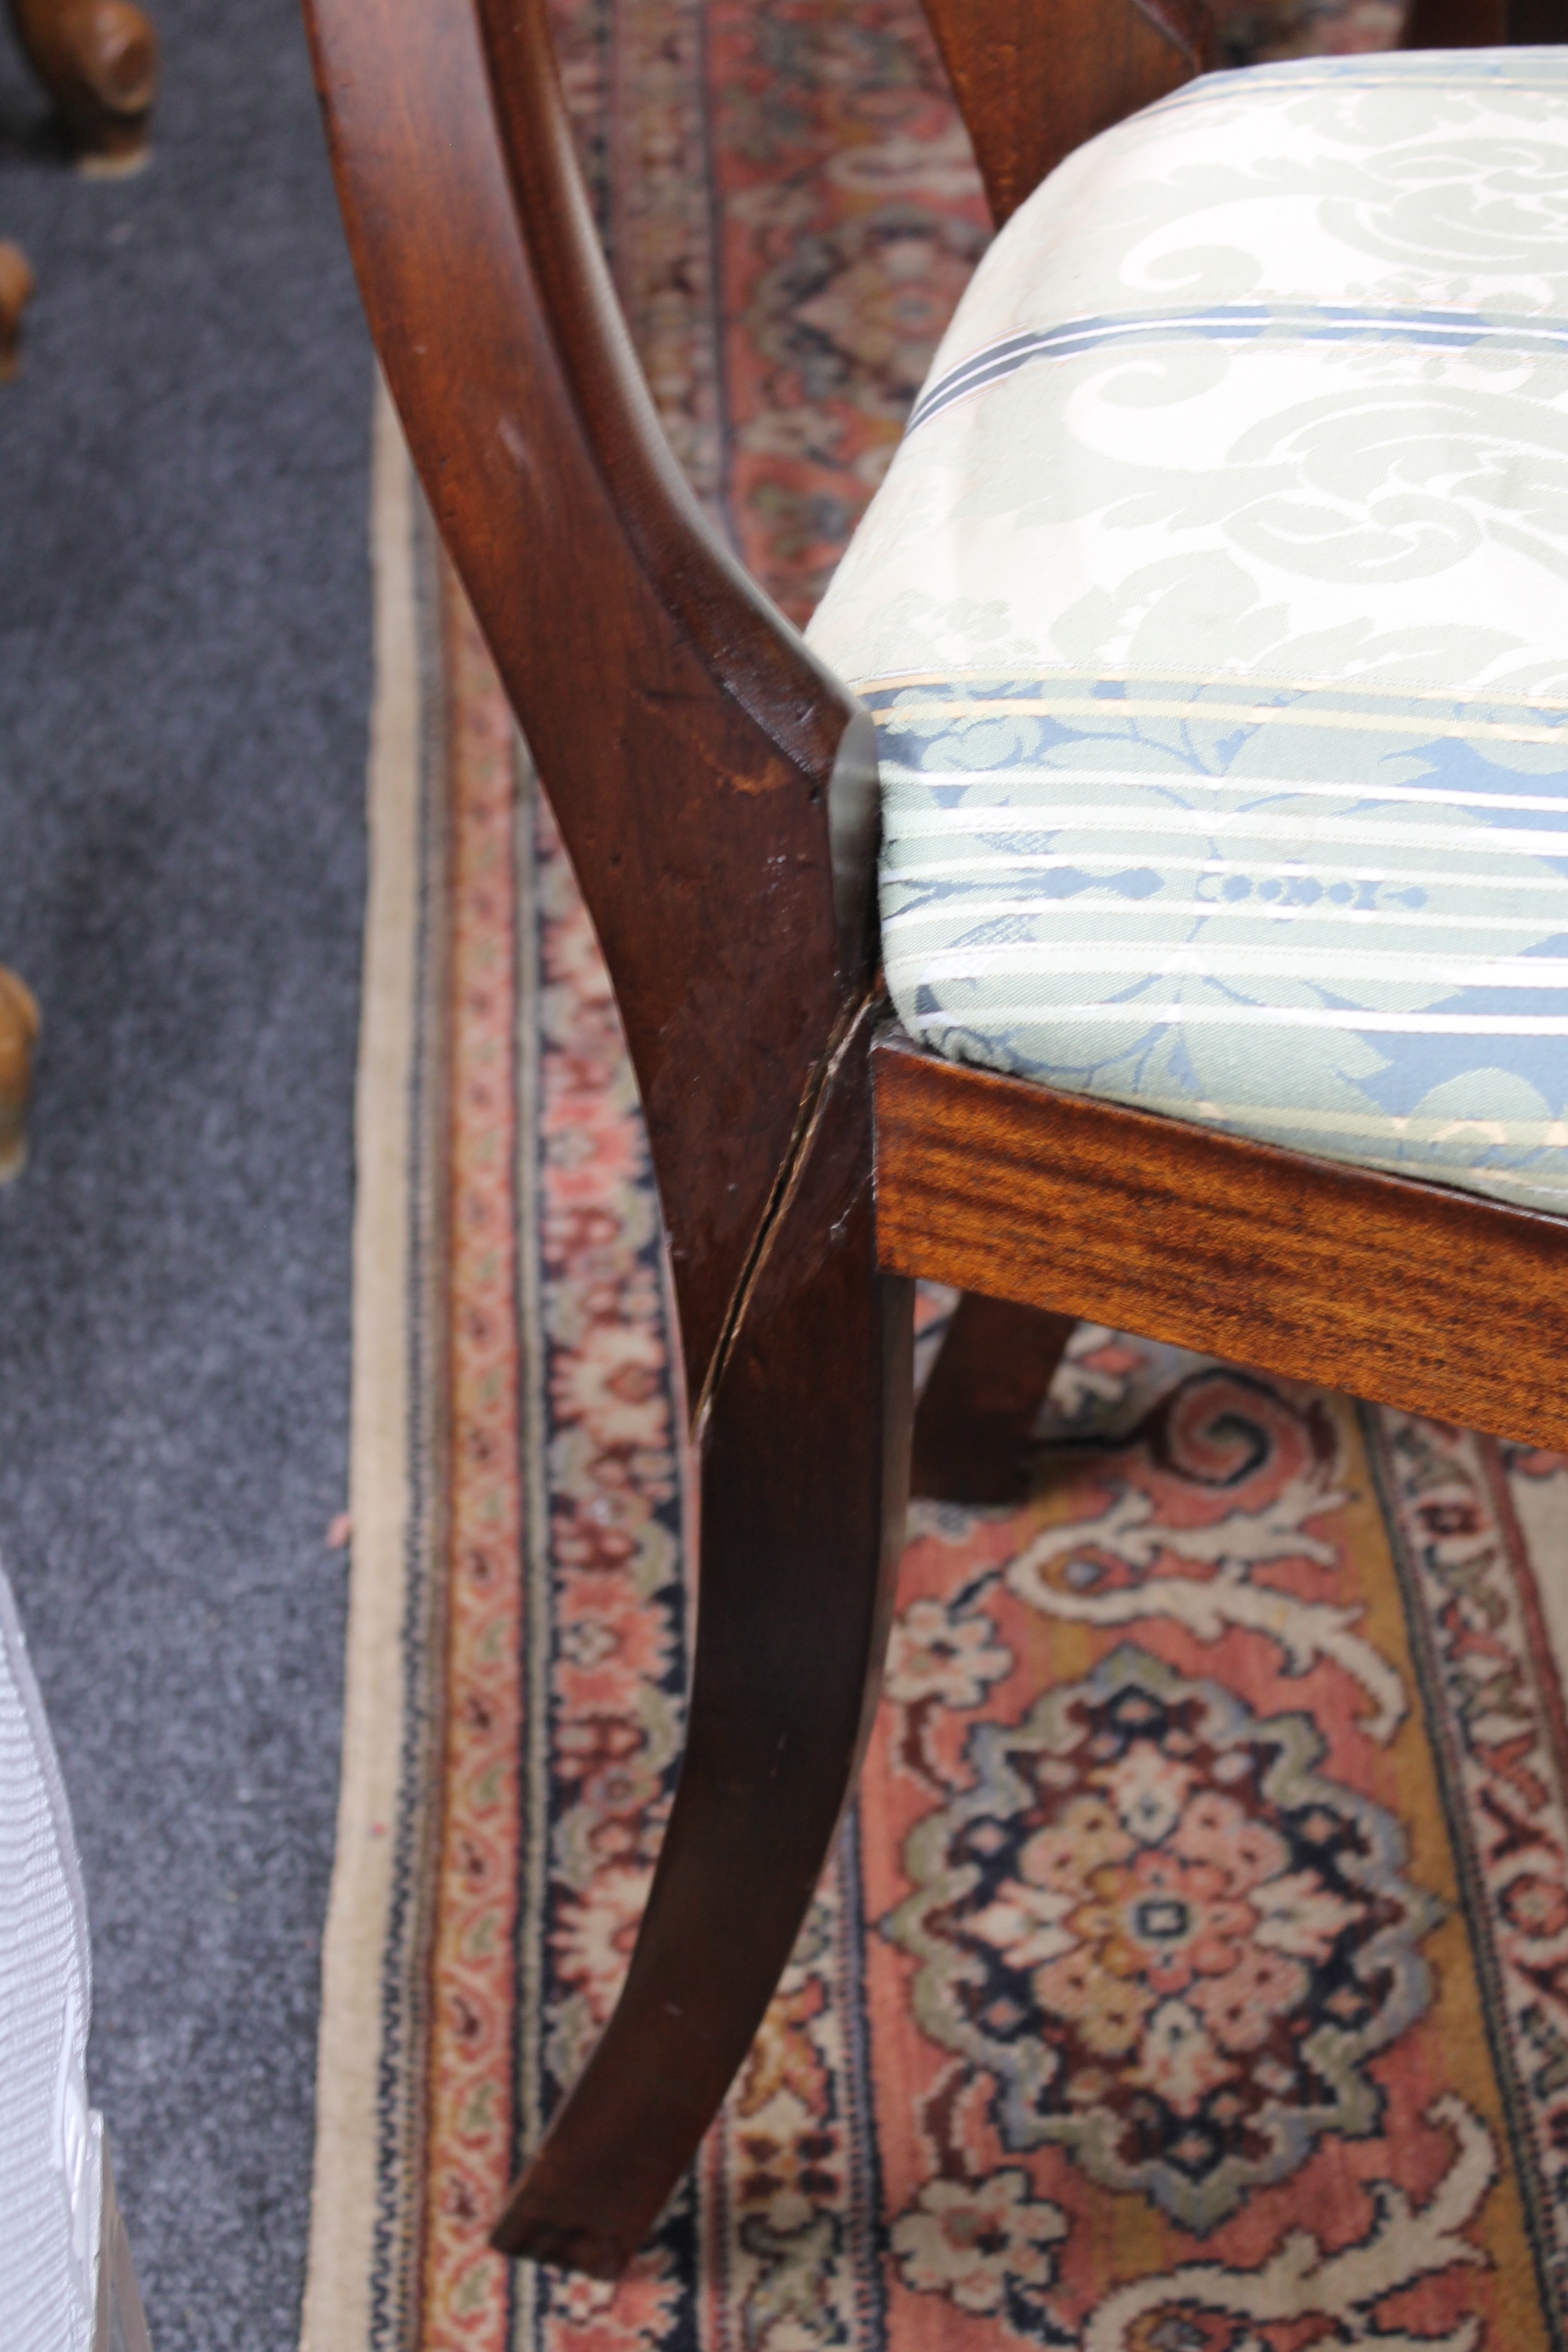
[305,0,1568,2343]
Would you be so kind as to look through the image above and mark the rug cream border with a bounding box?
[299,383,426,2352]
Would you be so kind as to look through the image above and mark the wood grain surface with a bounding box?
[493,1004,912,2275]
[874,1029,1568,1453]
[307,0,872,1417]
[917,0,1212,223]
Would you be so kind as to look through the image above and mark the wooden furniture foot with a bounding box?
[0,241,34,379]
[0,967,41,1181]
[6,0,158,170]
[492,1007,913,2276]
[911,1290,1076,1504]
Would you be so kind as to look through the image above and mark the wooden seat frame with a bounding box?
[307,0,1568,2278]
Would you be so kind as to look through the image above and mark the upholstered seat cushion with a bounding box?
[806,49,1568,1215]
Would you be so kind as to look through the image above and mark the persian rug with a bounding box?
[301,2,1568,2348]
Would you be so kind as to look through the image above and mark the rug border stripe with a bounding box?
[299,379,426,2352]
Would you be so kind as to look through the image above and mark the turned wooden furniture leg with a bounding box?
[0,967,41,1181]
[7,0,158,170]
[911,1290,1076,1504]
[492,1004,913,2276]
[0,241,34,379]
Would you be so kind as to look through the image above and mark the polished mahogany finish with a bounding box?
[306,0,1557,2278]
[307,0,901,2278]
[308,0,874,1421]
[919,0,1212,223]
[494,1005,913,2275]
[875,1029,1568,1457]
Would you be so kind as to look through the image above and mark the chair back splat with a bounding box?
[305,0,879,1421]
[918,0,1213,223]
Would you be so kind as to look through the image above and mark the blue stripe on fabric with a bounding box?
[906,303,1568,433]
[1141,52,1568,121]
[866,670,1568,1209]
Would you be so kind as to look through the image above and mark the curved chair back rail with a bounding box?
[305,0,877,1418]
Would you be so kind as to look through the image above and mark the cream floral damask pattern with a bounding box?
[806,51,1568,1211]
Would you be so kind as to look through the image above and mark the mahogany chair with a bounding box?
[307,0,1568,2278]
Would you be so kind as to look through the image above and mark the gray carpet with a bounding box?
[0,2,371,2343]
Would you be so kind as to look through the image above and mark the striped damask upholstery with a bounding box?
[806,50,1568,1215]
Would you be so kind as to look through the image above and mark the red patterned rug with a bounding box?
[301,5,1568,2349]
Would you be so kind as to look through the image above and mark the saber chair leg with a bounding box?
[492,1007,913,2277]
